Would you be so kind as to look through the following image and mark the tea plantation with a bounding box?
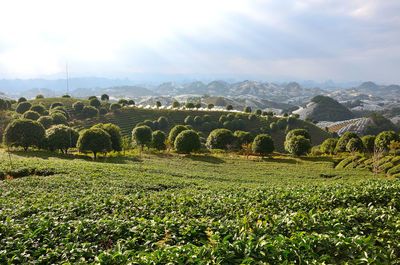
[1,150,400,264]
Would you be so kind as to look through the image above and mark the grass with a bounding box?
[1,149,399,263]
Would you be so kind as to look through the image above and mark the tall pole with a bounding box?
[66,62,69,96]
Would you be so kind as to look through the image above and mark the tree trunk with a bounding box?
[93,152,97,160]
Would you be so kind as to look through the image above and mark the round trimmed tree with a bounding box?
[185,102,195,109]
[101,94,109,101]
[244,106,252,113]
[23,110,40,120]
[172,101,180,108]
[132,125,152,151]
[346,137,364,154]
[51,112,67,125]
[16,102,32,114]
[151,130,167,150]
[89,98,101,108]
[82,106,99,118]
[335,132,360,153]
[169,125,188,143]
[77,128,112,159]
[0,98,7,111]
[285,135,311,156]
[46,125,79,153]
[30,105,46,115]
[206,128,235,150]
[155,101,161,108]
[362,135,376,153]
[226,104,233,110]
[157,116,168,129]
[375,131,400,152]
[18,97,27,103]
[252,134,274,156]
[73,101,84,112]
[320,138,338,155]
[110,103,122,111]
[92,123,122,152]
[50,102,63,109]
[285,129,311,142]
[207,103,214,110]
[234,130,254,146]
[174,130,201,154]
[3,119,45,151]
[37,116,53,129]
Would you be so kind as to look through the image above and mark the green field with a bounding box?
[1,150,399,264]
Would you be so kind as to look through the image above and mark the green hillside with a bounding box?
[308,95,354,121]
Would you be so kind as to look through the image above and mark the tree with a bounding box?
[194,116,202,126]
[155,101,161,108]
[3,119,45,151]
[0,98,8,111]
[206,129,235,150]
[219,115,228,123]
[362,135,376,154]
[16,102,32,114]
[172,101,180,108]
[128,100,135,105]
[30,105,46,115]
[77,128,112,159]
[244,106,252,113]
[346,137,364,155]
[184,115,194,125]
[255,109,262,115]
[18,97,27,103]
[168,125,188,144]
[37,116,53,129]
[122,136,132,155]
[335,132,360,153]
[157,116,168,129]
[101,94,109,101]
[174,130,201,154]
[151,130,166,150]
[185,102,195,109]
[118,99,128,106]
[88,96,97,100]
[51,112,67,124]
[194,102,201,109]
[132,125,152,151]
[320,138,338,155]
[73,101,84,112]
[50,106,69,119]
[62,94,71,98]
[285,135,311,156]
[35,94,44,99]
[285,129,311,142]
[248,114,257,121]
[389,140,400,154]
[252,134,274,156]
[92,123,122,152]
[46,125,79,153]
[50,102,63,109]
[23,110,40,120]
[207,103,214,110]
[90,98,101,108]
[234,130,254,147]
[82,106,99,118]
[110,103,122,111]
[99,107,108,115]
[270,122,278,132]
[375,131,400,152]
[226,104,233,110]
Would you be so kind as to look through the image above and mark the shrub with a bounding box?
[311,145,322,156]
[321,138,338,155]
[248,114,257,121]
[46,125,79,153]
[286,129,311,142]
[346,137,364,154]
[30,105,46,115]
[23,110,40,120]
[62,94,71,98]
[50,106,69,119]
[101,94,109,101]
[0,98,7,111]
[375,131,399,151]
[90,98,101,108]
[16,102,32,114]
[110,103,122,111]
[244,106,252,113]
[82,106,99,118]
[252,134,274,156]
[174,130,201,154]
[155,101,162,108]
[185,102,195,109]
[335,132,360,153]
[88,96,97,100]
[51,112,67,124]
[157,116,168,129]
[285,135,311,156]
[184,115,194,125]
[276,119,287,129]
[35,94,44,99]
[151,130,166,150]
[132,125,152,151]
[50,102,63,109]
[270,122,278,132]
[92,123,122,152]
[73,101,84,112]
[255,109,262,115]
[99,107,108,115]
[226,104,233,110]
[128,100,135,105]
[3,119,45,151]
[172,101,180,108]
[77,128,112,158]
[194,116,202,125]
[37,116,53,129]
[362,135,376,153]
[219,115,228,123]
[206,129,235,150]
[234,130,254,146]
[18,97,27,103]
[169,125,188,143]
[207,104,214,109]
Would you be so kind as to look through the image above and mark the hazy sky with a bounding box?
[0,0,399,82]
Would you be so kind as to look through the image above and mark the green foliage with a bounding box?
[35,94,44,99]
[3,119,45,150]
[37,116,53,129]
[174,129,201,153]
[285,135,311,156]
[321,138,338,155]
[110,103,122,111]
[155,101,161,108]
[244,106,252,113]
[128,100,135,105]
[309,95,354,121]
[286,129,311,142]
[101,94,109,101]
[88,96,97,100]
[50,102,63,109]
[219,115,228,123]
[157,116,168,129]
[151,130,167,150]
[18,97,27,103]
[92,123,123,152]
[185,102,195,109]
[226,104,233,110]
[99,107,108,115]
[255,109,262,115]
[207,103,214,109]
[206,129,235,150]
[252,134,274,155]
[23,110,40,120]
[46,124,79,152]
[82,106,99,118]
[362,135,376,153]
[172,101,180,108]
[30,104,46,115]
[375,131,400,151]
[73,101,84,112]
[16,101,32,114]
[132,125,152,150]
[118,99,128,106]
[184,115,194,125]
[346,137,364,153]
[248,114,257,121]
[0,98,10,110]
[364,113,398,135]
[335,132,360,153]
[77,128,112,158]
[51,112,67,125]
[194,115,202,125]
[169,125,188,143]
[89,98,101,108]
[194,102,201,109]
[234,130,254,146]
[62,94,71,98]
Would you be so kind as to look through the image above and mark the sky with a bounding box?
[0,0,399,83]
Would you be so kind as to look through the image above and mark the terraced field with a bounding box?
[1,150,399,264]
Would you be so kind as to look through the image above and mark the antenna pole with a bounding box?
[66,62,69,95]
